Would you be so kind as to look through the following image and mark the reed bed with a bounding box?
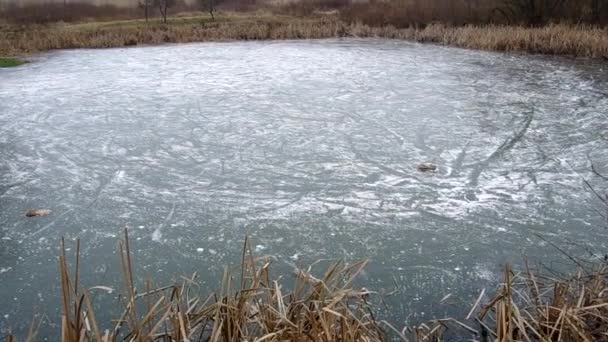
[6,229,608,341]
[1,13,608,58]
[375,262,608,341]
[0,15,343,55]
[45,230,386,341]
[474,262,608,341]
[407,24,608,58]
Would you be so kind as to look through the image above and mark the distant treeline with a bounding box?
[339,0,608,27]
[1,0,607,25]
[0,0,260,23]
[0,2,194,23]
[1,3,137,23]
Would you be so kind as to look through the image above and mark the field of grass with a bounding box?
[0,57,26,67]
[9,230,608,341]
[1,11,608,59]
[0,12,333,55]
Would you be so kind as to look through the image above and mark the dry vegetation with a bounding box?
[1,12,607,58]
[475,263,608,341]
[7,230,608,341]
[1,0,608,57]
[0,14,342,55]
[392,24,608,58]
[50,232,385,341]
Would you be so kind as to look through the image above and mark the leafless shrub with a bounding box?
[154,0,178,23]
[200,0,224,20]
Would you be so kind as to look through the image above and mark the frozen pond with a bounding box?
[1,39,607,336]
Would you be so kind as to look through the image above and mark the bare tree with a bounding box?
[591,0,607,23]
[139,0,153,22]
[200,0,219,20]
[154,0,174,24]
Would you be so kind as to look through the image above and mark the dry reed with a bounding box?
[471,262,608,341]
[5,230,608,341]
[1,13,607,58]
[51,230,385,341]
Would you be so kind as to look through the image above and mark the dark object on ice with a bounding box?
[417,163,437,172]
[25,209,51,217]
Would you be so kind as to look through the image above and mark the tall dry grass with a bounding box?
[6,230,608,341]
[474,263,608,341]
[54,231,385,341]
[389,24,608,58]
[1,0,608,58]
[0,15,348,54]
[1,14,606,59]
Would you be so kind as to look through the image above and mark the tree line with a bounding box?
[1,0,607,26]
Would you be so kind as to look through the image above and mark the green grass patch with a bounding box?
[0,57,26,68]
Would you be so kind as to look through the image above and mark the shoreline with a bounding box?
[1,13,607,59]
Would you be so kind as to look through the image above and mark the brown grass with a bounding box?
[474,262,608,341]
[1,13,607,58]
[7,230,608,341]
[0,14,343,55]
[391,24,608,58]
[54,230,385,341]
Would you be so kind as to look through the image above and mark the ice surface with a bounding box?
[0,39,607,334]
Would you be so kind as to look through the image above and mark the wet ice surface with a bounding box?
[1,39,608,336]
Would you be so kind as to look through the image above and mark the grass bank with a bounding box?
[0,57,26,68]
[1,12,607,58]
[9,231,608,341]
